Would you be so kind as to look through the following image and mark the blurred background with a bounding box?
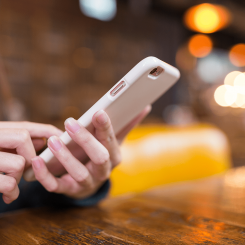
[0,0,245,168]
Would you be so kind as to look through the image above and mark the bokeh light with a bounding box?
[197,50,239,84]
[234,73,245,95]
[197,53,223,83]
[79,0,117,21]
[224,71,241,86]
[175,44,197,71]
[234,93,245,107]
[229,44,245,67]
[214,85,237,107]
[184,3,231,33]
[72,47,94,69]
[188,34,212,58]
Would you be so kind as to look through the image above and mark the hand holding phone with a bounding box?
[39,56,180,163]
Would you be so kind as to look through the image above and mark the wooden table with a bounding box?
[2,167,245,244]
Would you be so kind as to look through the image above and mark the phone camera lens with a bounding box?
[150,68,157,74]
[149,67,164,77]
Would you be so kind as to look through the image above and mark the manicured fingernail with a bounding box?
[65,117,80,134]
[48,136,62,152]
[32,157,42,169]
[96,110,108,125]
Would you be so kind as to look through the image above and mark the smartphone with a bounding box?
[40,56,180,163]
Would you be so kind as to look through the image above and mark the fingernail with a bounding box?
[65,117,80,134]
[23,168,36,181]
[96,110,108,125]
[48,136,62,152]
[32,157,42,169]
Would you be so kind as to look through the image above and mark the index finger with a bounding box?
[0,128,36,169]
[0,121,63,138]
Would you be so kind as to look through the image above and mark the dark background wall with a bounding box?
[0,0,184,127]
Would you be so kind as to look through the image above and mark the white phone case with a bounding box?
[40,56,180,163]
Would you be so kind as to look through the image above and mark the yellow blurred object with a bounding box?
[188,34,212,58]
[110,124,231,196]
[184,3,231,34]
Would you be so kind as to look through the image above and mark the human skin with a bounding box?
[0,122,63,204]
[31,106,152,199]
[0,106,151,203]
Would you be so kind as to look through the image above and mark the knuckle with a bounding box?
[98,171,110,182]
[96,150,110,165]
[76,171,90,183]
[4,178,17,193]
[58,151,70,164]
[100,134,114,145]
[15,156,26,172]
[19,129,30,143]
[80,134,91,145]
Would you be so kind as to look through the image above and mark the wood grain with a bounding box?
[1,168,245,244]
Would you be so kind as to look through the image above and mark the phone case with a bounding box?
[40,56,180,163]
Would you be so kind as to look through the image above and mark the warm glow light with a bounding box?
[175,45,197,71]
[229,44,245,67]
[234,73,245,95]
[230,102,239,108]
[184,3,231,33]
[188,34,212,58]
[214,85,237,107]
[224,71,241,86]
[234,93,245,107]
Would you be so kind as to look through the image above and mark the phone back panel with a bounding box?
[106,57,180,133]
[39,57,180,163]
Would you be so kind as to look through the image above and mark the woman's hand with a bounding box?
[0,122,63,204]
[31,106,151,199]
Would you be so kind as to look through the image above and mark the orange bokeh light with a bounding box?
[229,44,245,67]
[188,34,212,58]
[184,3,231,33]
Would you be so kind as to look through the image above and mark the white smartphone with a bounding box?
[40,56,180,163]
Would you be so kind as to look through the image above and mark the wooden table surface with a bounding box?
[2,167,245,244]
